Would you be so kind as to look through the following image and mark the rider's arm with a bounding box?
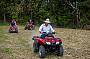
[50,25,55,32]
[39,24,43,34]
[14,21,17,26]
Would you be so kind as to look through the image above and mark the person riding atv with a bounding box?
[25,19,35,30]
[32,18,64,58]
[9,19,18,33]
[39,18,55,38]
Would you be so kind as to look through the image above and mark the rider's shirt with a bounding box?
[39,24,54,33]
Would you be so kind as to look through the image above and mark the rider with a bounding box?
[28,19,35,29]
[10,19,17,26]
[39,18,55,38]
[29,19,33,26]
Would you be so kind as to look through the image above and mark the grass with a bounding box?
[0,22,9,26]
[0,26,90,59]
[0,48,12,54]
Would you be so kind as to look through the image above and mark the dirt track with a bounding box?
[0,26,90,59]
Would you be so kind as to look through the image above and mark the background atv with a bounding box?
[32,32,64,58]
[24,23,35,30]
[9,26,18,33]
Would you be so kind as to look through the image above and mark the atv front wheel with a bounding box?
[16,30,18,33]
[33,43,38,52]
[39,45,45,58]
[15,29,18,33]
[57,46,64,56]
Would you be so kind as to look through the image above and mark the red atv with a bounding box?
[25,22,35,30]
[32,32,64,58]
[9,26,18,33]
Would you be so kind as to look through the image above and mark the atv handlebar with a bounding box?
[42,32,55,34]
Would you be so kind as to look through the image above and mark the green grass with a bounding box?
[0,48,12,54]
[0,22,9,26]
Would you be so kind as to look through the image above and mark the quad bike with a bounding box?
[9,26,18,33]
[32,32,64,58]
[25,23,35,30]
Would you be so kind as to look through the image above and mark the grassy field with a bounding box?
[0,26,90,59]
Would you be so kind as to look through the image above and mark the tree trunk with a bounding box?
[75,0,79,27]
[76,10,79,23]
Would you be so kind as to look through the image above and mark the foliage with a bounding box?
[0,0,90,28]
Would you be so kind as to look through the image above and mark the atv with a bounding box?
[9,26,18,33]
[32,32,64,58]
[24,22,35,30]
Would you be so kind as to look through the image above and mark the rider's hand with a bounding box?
[52,31,55,34]
[46,31,49,34]
[39,31,43,34]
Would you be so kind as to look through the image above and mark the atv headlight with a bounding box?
[56,42,59,44]
[46,42,51,45]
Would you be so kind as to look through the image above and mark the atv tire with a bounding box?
[33,43,38,52]
[39,46,45,58]
[57,46,64,56]
[25,26,31,30]
[24,27,27,30]
[16,30,18,33]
